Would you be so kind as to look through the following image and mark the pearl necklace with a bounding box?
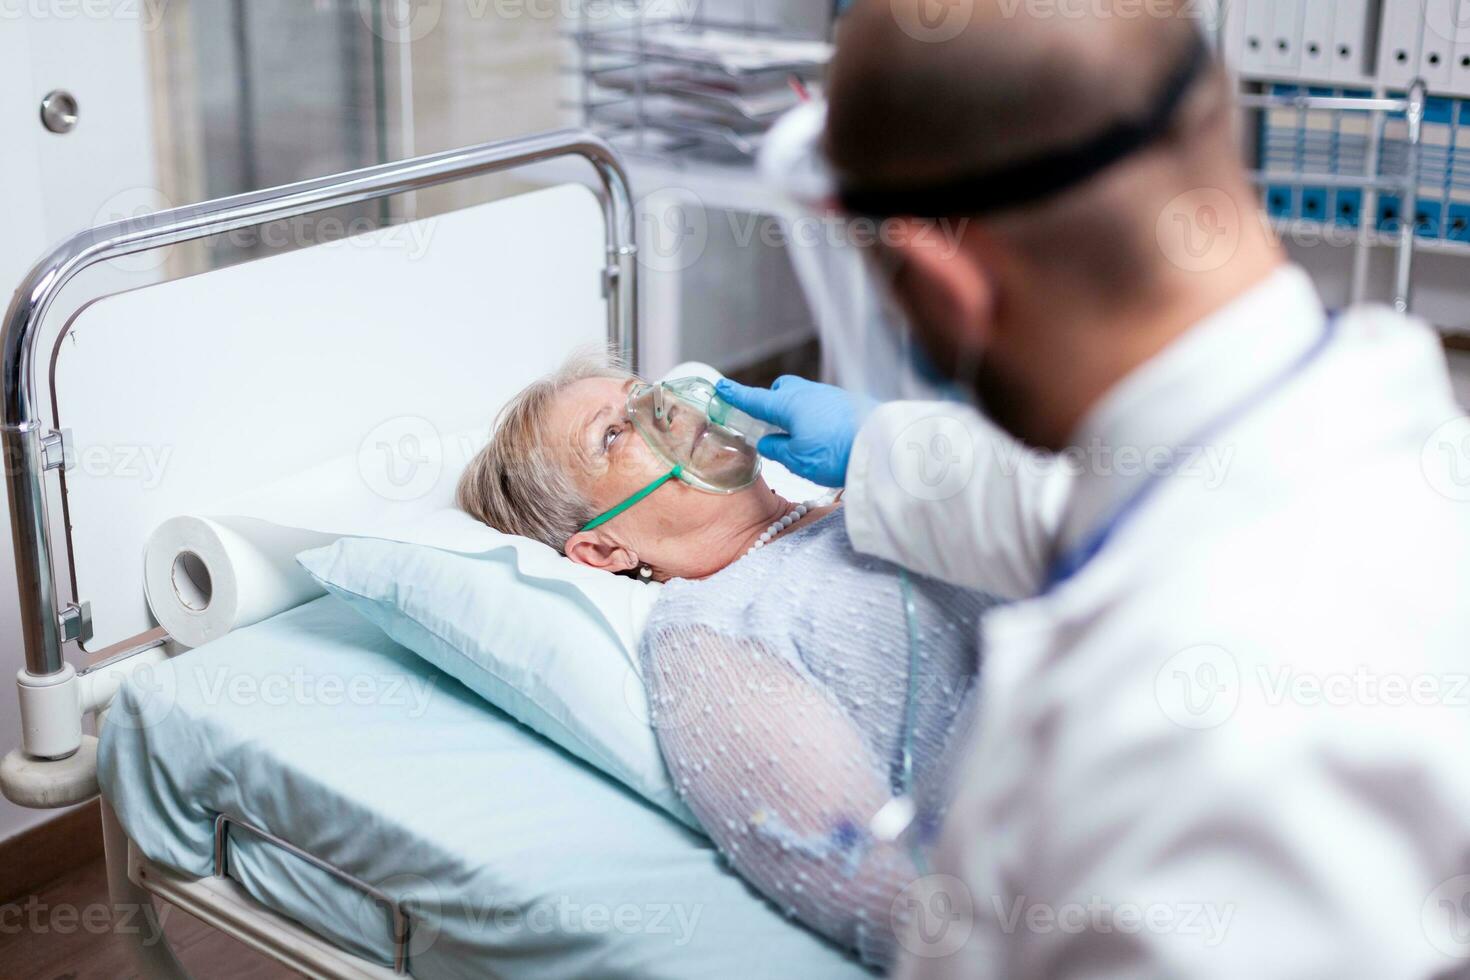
[746,490,839,557]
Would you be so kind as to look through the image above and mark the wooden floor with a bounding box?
[1,856,301,980]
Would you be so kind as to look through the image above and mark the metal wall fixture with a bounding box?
[39,90,79,134]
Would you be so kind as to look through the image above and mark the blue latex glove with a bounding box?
[715,376,875,488]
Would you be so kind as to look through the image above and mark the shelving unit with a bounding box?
[1237,83,1428,313]
[1221,1,1470,325]
[568,1,829,161]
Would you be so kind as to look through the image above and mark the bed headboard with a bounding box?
[3,131,637,664]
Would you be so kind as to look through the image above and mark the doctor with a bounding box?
[718,1,1470,977]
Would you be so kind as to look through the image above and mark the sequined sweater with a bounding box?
[638,511,999,967]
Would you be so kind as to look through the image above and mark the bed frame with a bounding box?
[0,129,638,977]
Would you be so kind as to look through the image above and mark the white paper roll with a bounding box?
[138,426,489,648]
[143,516,337,648]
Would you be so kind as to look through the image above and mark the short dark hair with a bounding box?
[825,0,1235,301]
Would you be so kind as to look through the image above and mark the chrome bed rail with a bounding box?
[214,814,414,975]
[0,129,638,692]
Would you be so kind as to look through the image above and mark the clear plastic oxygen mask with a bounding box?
[580,377,786,532]
[628,377,783,494]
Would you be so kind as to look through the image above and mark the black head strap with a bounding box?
[837,31,1211,219]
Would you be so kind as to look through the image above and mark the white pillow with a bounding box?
[385,508,664,655]
[297,533,693,826]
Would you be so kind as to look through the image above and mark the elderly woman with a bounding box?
[457,352,997,967]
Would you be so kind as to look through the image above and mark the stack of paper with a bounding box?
[582,24,830,158]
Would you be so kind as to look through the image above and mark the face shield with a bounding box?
[758,101,949,404]
[579,378,780,532]
[757,32,1212,402]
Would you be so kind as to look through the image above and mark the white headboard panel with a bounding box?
[53,183,609,650]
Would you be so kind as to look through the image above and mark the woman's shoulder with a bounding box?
[649,550,772,623]
[648,513,850,624]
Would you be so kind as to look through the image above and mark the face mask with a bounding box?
[579,378,773,532]
[902,321,972,401]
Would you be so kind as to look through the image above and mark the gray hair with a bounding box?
[456,347,632,552]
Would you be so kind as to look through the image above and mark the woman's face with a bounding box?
[554,376,670,506]
[549,376,771,578]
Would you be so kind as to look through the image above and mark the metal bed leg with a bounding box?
[101,795,192,979]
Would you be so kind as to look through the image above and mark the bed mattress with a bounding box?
[98,596,869,979]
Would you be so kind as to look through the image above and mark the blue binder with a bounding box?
[1332,88,1373,229]
[1450,101,1470,244]
[1299,87,1335,224]
[1377,93,1410,235]
[1260,84,1299,221]
[1412,98,1454,240]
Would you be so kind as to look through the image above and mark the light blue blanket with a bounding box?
[98,596,869,979]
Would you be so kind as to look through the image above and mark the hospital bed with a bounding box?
[0,130,869,978]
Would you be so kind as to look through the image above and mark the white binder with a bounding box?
[1239,0,1274,74]
[1267,0,1305,74]
[1299,0,1336,81]
[1329,0,1373,82]
[1220,0,1247,71]
[1450,0,1470,95]
[1379,0,1426,90]
[1421,0,1457,91]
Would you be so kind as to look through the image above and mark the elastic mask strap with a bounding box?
[579,465,683,532]
[838,31,1210,219]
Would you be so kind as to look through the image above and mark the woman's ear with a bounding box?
[564,531,639,574]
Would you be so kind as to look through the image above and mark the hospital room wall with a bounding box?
[0,13,160,846]
[385,2,566,218]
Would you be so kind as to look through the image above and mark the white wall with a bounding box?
[0,9,158,844]
[394,1,565,215]
[1447,353,1470,407]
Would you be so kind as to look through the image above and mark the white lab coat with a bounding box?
[843,266,1470,978]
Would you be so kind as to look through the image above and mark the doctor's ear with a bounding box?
[564,531,639,575]
[879,216,997,355]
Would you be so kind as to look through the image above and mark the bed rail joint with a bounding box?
[40,428,73,472]
[58,600,91,645]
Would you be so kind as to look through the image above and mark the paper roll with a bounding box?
[139,426,489,648]
[143,516,337,648]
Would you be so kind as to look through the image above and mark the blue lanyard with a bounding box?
[1043,314,1340,594]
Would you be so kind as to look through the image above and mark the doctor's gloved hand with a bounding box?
[715,376,875,488]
